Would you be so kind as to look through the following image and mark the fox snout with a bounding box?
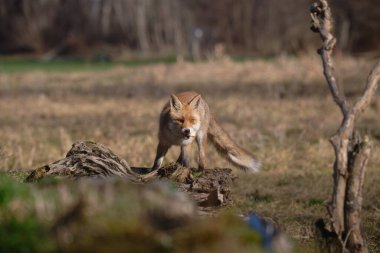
[182,128,191,139]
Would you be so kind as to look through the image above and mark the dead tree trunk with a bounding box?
[310,1,380,252]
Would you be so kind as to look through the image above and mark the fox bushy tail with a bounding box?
[207,117,260,172]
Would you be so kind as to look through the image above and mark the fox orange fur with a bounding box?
[152,91,260,172]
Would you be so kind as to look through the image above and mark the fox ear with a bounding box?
[170,94,182,111]
[188,94,201,109]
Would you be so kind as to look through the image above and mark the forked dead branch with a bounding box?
[310,0,380,252]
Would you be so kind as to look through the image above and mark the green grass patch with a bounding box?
[0,56,177,73]
[245,190,273,204]
[0,58,114,73]
[306,198,325,207]
[0,174,55,253]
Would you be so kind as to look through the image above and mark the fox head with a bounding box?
[168,94,201,143]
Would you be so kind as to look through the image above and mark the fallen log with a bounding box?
[26,141,142,182]
[26,140,236,208]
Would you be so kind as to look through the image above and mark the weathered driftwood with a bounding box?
[26,141,142,182]
[26,141,236,208]
[310,1,380,252]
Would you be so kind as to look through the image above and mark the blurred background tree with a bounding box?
[0,0,379,59]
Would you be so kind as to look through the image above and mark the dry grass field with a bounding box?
[1,55,380,251]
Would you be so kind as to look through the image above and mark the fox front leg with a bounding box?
[152,142,170,170]
[176,144,192,167]
[196,132,207,170]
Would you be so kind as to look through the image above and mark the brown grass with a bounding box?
[1,55,380,251]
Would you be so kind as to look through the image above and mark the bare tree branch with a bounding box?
[310,0,349,116]
[352,61,380,117]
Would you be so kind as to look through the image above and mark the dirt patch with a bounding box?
[154,164,236,209]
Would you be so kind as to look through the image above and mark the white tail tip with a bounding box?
[229,154,261,173]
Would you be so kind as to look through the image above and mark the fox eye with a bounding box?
[174,118,184,124]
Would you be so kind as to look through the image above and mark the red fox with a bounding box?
[152,91,260,172]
